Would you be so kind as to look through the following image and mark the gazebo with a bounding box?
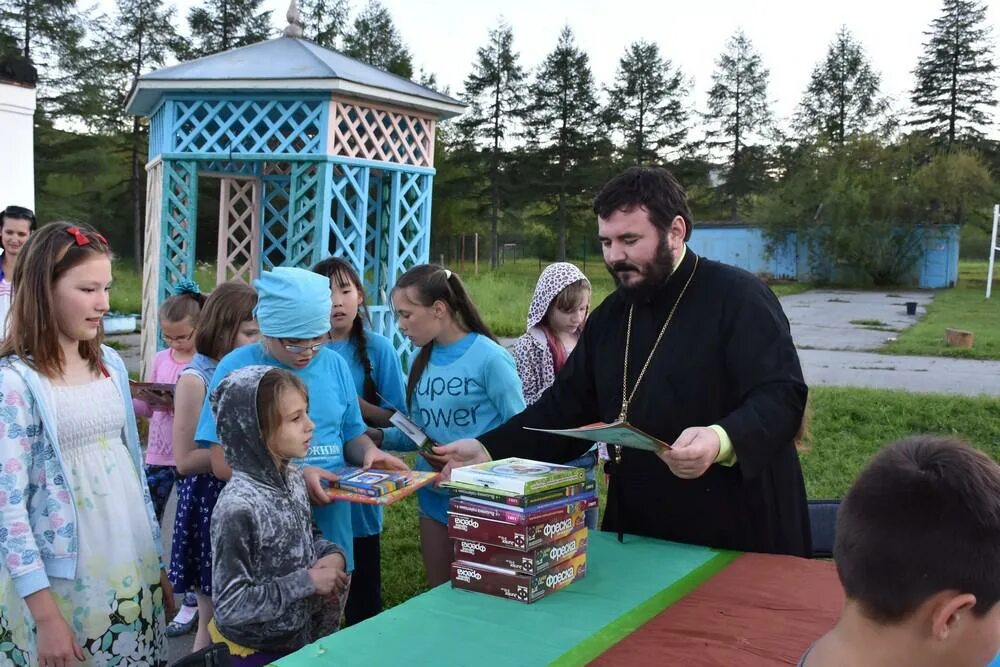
[125,5,464,376]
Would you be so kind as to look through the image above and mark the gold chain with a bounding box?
[618,255,699,424]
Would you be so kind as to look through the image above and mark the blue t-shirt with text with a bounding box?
[388,333,525,523]
[195,342,367,570]
[327,331,406,538]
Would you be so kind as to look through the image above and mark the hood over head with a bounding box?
[210,365,285,488]
[526,262,591,329]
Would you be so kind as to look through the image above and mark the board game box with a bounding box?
[448,494,597,525]
[454,527,588,575]
[451,554,588,603]
[447,508,587,551]
[331,467,409,497]
[440,479,597,508]
[450,457,585,495]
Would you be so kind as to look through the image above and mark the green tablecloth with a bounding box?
[275,532,738,667]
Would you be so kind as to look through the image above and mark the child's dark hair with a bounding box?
[393,264,496,409]
[195,281,258,361]
[257,368,308,448]
[160,281,207,327]
[548,279,591,318]
[311,257,376,404]
[0,222,111,378]
[835,435,1000,623]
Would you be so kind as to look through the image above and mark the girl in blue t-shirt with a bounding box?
[312,257,406,625]
[389,264,525,586]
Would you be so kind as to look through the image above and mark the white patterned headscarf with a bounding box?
[526,262,591,329]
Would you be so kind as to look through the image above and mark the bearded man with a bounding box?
[437,166,811,556]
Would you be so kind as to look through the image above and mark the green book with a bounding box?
[449,457,585,495]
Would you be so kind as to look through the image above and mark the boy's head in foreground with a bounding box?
[824,435,1000,666]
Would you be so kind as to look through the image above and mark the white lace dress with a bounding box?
[0,377,166,666]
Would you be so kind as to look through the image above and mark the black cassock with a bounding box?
[481,249,811,556]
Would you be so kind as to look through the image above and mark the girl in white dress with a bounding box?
[0,222,170,666]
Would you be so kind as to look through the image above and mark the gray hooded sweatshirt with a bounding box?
[209,365,344,652]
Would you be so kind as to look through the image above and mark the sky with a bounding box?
[142,0,1000,135]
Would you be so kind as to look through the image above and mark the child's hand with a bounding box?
[315,553,346,571]
[36,614,86,665]
[309,562,348,595]
[302,466,340,505]
[363,448,409,472]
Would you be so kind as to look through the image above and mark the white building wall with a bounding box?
[0,81,36,209]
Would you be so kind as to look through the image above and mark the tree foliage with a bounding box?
[299,0,349,48]
[604,40,688,165]
[704,30,773,219]
[342,0,412,78]
[457,20,527,267]
[910,0,997,149]
[186,0,272,58]
[524,26,602,261]
[795,26,890,144]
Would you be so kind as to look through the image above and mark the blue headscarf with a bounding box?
[253,267,331,339]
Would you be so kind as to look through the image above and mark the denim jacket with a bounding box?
[0,346,163,599]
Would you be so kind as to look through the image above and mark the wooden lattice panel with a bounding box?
[170,97,324,156]
[325,163,369,273]
[261,177,291,270]
[286,162,323,269]
[160,160,198,295]
[140,160,164,381]
[217,178,260,284]
[329,99,435,167]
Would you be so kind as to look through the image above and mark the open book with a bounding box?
[523,421,671,452]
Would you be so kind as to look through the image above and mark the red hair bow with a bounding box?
[67,226,108,247]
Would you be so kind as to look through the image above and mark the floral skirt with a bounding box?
[0,438,166,665]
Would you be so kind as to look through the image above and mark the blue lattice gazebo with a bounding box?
[126,15,464,376]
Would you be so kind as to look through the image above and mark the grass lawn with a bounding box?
[379,386,1000,609]
[879,261,1000,360]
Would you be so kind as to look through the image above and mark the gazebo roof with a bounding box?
[126,36,464,119]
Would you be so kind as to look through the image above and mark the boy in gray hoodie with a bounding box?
[208,366,347,666]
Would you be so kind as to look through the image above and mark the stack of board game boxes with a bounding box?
[444,457,596,603]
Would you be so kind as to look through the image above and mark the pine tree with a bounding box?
[795,26,889,144]
[342,0,412,78]
[525,26,600,261]
[704,30,773,219]
[300,0,349,49]
[604,40,688,166]
[458,20,528,268]
[187,0,273,58]
[85,0,182,265]
[910,0,997,149]
[0,0,87,116]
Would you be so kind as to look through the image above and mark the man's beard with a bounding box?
[605,234,676,302]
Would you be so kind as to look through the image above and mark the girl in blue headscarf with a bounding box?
[193,267,407,646]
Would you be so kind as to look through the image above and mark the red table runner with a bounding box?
[591,553,844,666]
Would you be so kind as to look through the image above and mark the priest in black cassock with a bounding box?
[436,166,811,557]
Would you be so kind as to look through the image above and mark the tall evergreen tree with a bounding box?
[525,26,600,261]
[0,0,87,116]
[795,26,889,144]
[300,0,349,48]
[343,0,412,78]
[910,0,997,149]
[86,0,182,265]
[604,40,688,166]
[704,30,773,219]
[458,20,527,268]
[187,0,273,58]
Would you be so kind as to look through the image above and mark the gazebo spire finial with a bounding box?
[283,0,303,38]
